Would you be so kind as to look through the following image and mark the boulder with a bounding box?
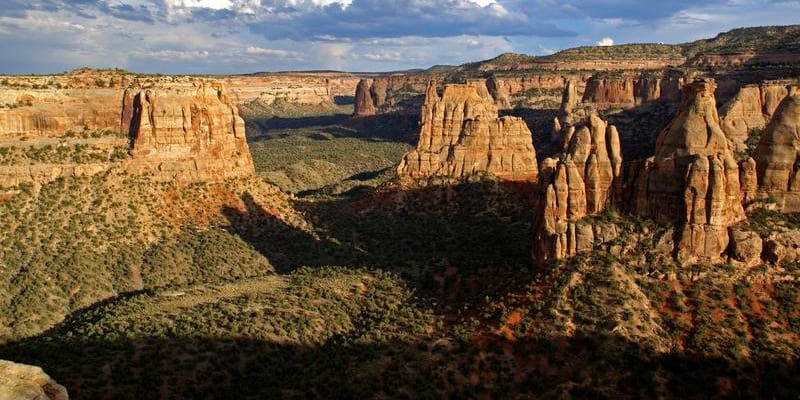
[730,228,763,267]
[0,360,68,400]
[763,229,800,265]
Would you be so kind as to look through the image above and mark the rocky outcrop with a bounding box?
[397,80,538,181]
[222,73,359,105]
[123,82,255,182]
[720,83,791,151]
[0,88,125,137]
[577,71,686,109]
[752,86,800,212]
[0,360,68,400]
[352,75,434,117]
[632,79,746,265]
[534,113,623,262]
[354,79,376,116]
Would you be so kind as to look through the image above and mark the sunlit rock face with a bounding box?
[632,79,746,265]
[720,83,791,152]
[397,79,538,182]
[123,82,255,182]
[753,86,800,212]
[534,113,623,262]
[0,360,69,400]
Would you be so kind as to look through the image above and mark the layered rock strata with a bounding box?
[352,75,435,117]
[0,79,255,188]
[752,86,800,212]
[123,82,255,182]
[534,113,623,262]
[632,79,746,264]
[579,71,686,108]
[397,80,538,181]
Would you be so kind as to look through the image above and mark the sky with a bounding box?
[0,0,798,75]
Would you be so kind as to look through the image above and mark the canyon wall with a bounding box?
[0,87,125,137]
[579,70,687,108]
[397,80,538,181]
[222,73,360,106]
[352,75,435,117]
[0,75,255,187]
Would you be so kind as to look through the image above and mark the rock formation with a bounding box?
[123,82,255,182]
[352,75,434,117]
[354,79,376,116]
[397,80,538,181]
[0,88,124,137]
[0,360,68,400]
[577,71,686,110]
[632,79,746,265]
[221,73,359,105]
[534,113,623,262]
[721,83,792,152]
[752,86,800,212]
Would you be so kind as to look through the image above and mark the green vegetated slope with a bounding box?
[2,195,799,398]
[0,173,308,341]
[543,43,686,62]
[684,25,800,56]
[247,124,411,195]
[460,25,800,72]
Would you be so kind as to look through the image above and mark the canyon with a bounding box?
[1,24,800,400]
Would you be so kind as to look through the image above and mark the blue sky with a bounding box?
[0,0,797,74]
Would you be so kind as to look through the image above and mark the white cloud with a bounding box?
[597,37,614,46]
[164,0,234,10]
[244,46,303,59]
[140,49,211,61]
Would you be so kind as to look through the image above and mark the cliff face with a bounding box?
[397,80,538,181]
[534,113,623,262]
[632,79,746,264]
[354,73,589,116]
[352,75,434,117]
[753,86,800,212]
[222,73,359,105]
[0,88,125,137]
[0,77,255,188]
[720,83,791,151]
[123,82,255,182]
[579,71,686,108]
